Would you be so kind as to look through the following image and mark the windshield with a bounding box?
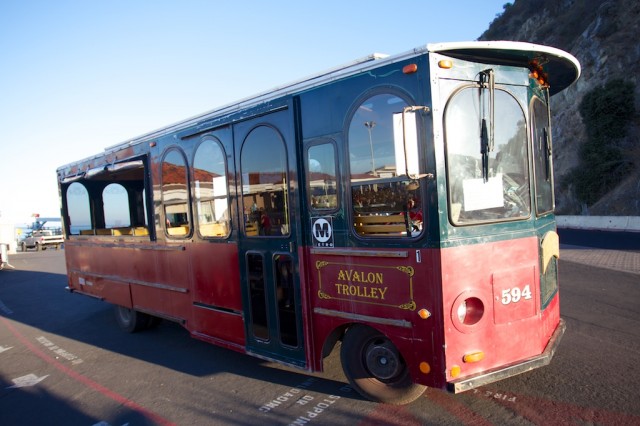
[445,86,530,224]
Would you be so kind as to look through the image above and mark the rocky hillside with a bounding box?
[480,0,640,215]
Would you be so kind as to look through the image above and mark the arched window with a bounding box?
[103,183,131,228]
[162,148,191,237]
[193,138,230,237]
[348,93,423,237]
[240,126,289,237]
[67,182,91,235]
[445,87,530,224]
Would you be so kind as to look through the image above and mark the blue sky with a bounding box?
[0,0,507,223]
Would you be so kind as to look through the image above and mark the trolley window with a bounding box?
[193,137,231,238]
[445,87,530,225]
[63,159,149,237]
[531,96,553,215]
[66,182,91,235]
[307,142,338,211]
[162,148,192,237]
[240,126,290,237]
[103,183,131,228]
[348,94,423,237]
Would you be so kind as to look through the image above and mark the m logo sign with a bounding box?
[311,217,334,248]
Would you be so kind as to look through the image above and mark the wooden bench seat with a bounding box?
[167,225,190,236]
[80,227,150,236]
[354,214,409,236]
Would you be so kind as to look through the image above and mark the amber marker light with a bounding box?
[438,59,453,69]
[419,361,431,375]
[418,308,431,319]
[463,351,485,363]
[450,365,461,378]
[528,60,549,87]
[403,63,418,74]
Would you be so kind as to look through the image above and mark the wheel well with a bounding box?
[321,324,349,359]
[320,322,393,358]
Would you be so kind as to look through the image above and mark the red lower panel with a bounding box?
[191,307,245,348]
[440,237,559,381]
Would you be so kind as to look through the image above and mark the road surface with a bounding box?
[1,247,639,425]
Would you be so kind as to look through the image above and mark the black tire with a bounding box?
[147,316,163,329]
[340,325,426,405]
[35,243,41,251]
[21,242,27,252]
[114,305,151,333]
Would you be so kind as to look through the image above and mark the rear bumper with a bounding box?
[448,318,566,393]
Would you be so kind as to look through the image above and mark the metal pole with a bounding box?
[364,121,376,176]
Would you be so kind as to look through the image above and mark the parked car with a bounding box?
[21,230,64,251]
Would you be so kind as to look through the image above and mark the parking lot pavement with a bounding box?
[561,245,640,275]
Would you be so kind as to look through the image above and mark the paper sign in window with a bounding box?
[463,174,503,211]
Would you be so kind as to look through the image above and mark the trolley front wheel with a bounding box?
[340,324,426,405]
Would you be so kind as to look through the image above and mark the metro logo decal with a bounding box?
[315,261,415,310]
[311,217,334,248]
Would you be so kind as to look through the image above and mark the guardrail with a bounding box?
[556,216,640,232]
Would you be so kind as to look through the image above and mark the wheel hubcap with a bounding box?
[117,307,132,325]
[365,340,401,380]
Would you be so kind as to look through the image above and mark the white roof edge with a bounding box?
[427,40,581,77]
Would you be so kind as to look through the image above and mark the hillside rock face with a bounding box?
[479,0,640,215]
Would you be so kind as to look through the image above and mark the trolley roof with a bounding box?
[59,41,580,171]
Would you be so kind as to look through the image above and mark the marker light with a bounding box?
[418,308,431,319]
[450,365,461,378]
[403,63,418,74]
[419,361,431,374]
[529,60,549,87]
[463,351,485,363]
[438,60,453,69]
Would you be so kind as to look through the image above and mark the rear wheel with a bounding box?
[114,305,151,333]
[340,325,426,405]
[21,242,27,252]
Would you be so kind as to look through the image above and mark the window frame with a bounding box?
[305,138,340,214]
[240,124,291,238]
[345,90,425,239]
[192,136,231,239]
[530,95,555,216]
[161,146,193,239]
[444,83,531,226]
[102,182,132,229]
[65,181,92,236]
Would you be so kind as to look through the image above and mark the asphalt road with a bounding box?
[1,248,639,425]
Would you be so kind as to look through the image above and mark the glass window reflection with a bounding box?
[241,126,290,237]
[445,87,531,224]
[193,138,230,237]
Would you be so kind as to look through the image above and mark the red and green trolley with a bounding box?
[57,41,580,404]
